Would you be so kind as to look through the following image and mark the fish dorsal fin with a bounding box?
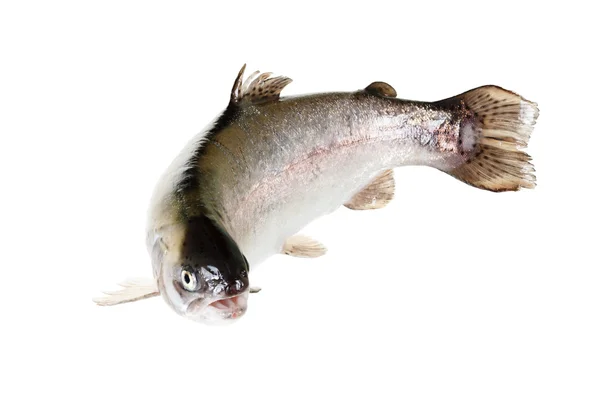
[230,64,292,105]
[365,81,397,98]
[230,64,247,103]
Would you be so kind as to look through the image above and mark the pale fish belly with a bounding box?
[223,101,461,267]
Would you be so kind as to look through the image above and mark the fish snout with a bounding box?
[226,278,249,296]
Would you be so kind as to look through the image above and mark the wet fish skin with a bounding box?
[95,66,538,324]
[189,92,465,266]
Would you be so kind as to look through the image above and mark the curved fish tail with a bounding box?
[442,86,539,192]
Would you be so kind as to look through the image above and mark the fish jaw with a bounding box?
[185,292,249,324]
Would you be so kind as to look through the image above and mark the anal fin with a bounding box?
[345,169,395,210]
[282,235,327,258]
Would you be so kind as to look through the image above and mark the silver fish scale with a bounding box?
[195,92,461,267]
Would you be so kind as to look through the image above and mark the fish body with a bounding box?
[175,93,464,266]
[95,66,539,324]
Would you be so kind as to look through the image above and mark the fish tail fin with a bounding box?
[93,277,159,306]
[442,86,539,192]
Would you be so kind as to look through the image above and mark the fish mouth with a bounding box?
[187,292,249,323]
[207,294,248,319]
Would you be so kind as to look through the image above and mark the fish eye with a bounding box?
[180,269,197,291]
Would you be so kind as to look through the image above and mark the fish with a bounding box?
[93,65,539,324]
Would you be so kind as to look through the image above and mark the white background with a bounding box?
[1,1,598,399]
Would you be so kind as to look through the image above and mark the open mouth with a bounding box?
[186,292,249,323]
[207,294,248,319]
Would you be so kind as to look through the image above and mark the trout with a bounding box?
[94,65,539,324]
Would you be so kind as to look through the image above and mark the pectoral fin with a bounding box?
[93,277,159,306]
[282,235,327,258]
[345,169,395,210]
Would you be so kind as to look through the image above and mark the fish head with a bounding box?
[153,216,250,324]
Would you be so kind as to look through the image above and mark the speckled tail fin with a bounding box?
[443,86,539,192]
[345,169,395,210]
[93,278,159,306]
